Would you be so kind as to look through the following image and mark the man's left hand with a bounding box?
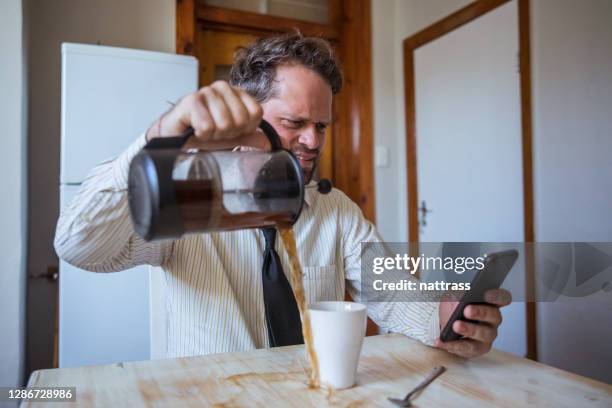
[434,289,512,358]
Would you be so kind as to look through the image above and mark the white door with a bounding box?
[414,1,526,356]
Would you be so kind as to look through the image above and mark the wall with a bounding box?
[371,0,400,241]
[0,0,27,388]
[531,0,612,384]
[372,0,612,384]
[25,0,175,375]
[372,0,471,242]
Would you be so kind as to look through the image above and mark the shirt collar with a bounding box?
[303,180,316,208]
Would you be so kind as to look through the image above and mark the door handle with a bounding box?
[418,200,432,226]
[30,266,59,282]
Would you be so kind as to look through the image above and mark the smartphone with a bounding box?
[440,249,518,342]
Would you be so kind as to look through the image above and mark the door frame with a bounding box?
[403,0,537,360]
[176,0,375,224]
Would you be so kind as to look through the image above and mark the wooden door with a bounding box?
[403,0,536,358]
[198,30,255,86]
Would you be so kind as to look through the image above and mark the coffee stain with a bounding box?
[219,371,324,407]
[142,375,225,406]
[173,377,208,389]
[324,391,369,408]
[324,384,345,406]
[212,403,241,408]
[174,374,234,401]
[225,370,303,385]
[78,390,95,406]
[345,401,368,408]
[210,394,242,408]
[317,380,372,408]
[138,379,166,404]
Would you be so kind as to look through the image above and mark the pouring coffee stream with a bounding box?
[128,119,329,387]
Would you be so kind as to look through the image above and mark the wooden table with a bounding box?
[26,334,612,407]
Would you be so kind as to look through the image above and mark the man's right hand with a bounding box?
[146,81,264,148]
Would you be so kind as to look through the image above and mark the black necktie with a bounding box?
[261,227,304,347]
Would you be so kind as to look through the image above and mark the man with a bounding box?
[55,33,510,359]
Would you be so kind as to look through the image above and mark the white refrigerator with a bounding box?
[59,43,198,367]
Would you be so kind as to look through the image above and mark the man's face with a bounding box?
[261,64,333,183]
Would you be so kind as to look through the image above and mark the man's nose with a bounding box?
[298,126,320,150]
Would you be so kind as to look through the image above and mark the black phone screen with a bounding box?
[440,249,518,342]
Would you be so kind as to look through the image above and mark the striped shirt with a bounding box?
[54,134,440,358]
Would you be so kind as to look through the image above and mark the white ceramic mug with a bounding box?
[309,301,367,389]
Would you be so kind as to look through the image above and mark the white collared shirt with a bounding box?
[54,134,439,358]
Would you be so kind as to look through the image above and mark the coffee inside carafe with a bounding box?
[171,149,303,234]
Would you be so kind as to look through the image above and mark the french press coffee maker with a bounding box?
[128,120,331,241]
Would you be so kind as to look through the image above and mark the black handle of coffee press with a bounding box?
[143,128,194,149]
[143,119,283,151]
[257,120,283,151]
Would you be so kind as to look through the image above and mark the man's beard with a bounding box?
[290,144,320,184]
[301,160,318,184]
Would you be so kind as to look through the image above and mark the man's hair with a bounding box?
[229,32,342,102]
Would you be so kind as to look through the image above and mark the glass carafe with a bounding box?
[128,120,304,241]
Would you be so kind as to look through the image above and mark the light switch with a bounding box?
[375,145,390,168]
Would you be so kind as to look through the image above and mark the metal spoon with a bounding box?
[388,366,446,407]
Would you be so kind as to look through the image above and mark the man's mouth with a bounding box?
[294,152,317,167]
[295,154,315,161]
